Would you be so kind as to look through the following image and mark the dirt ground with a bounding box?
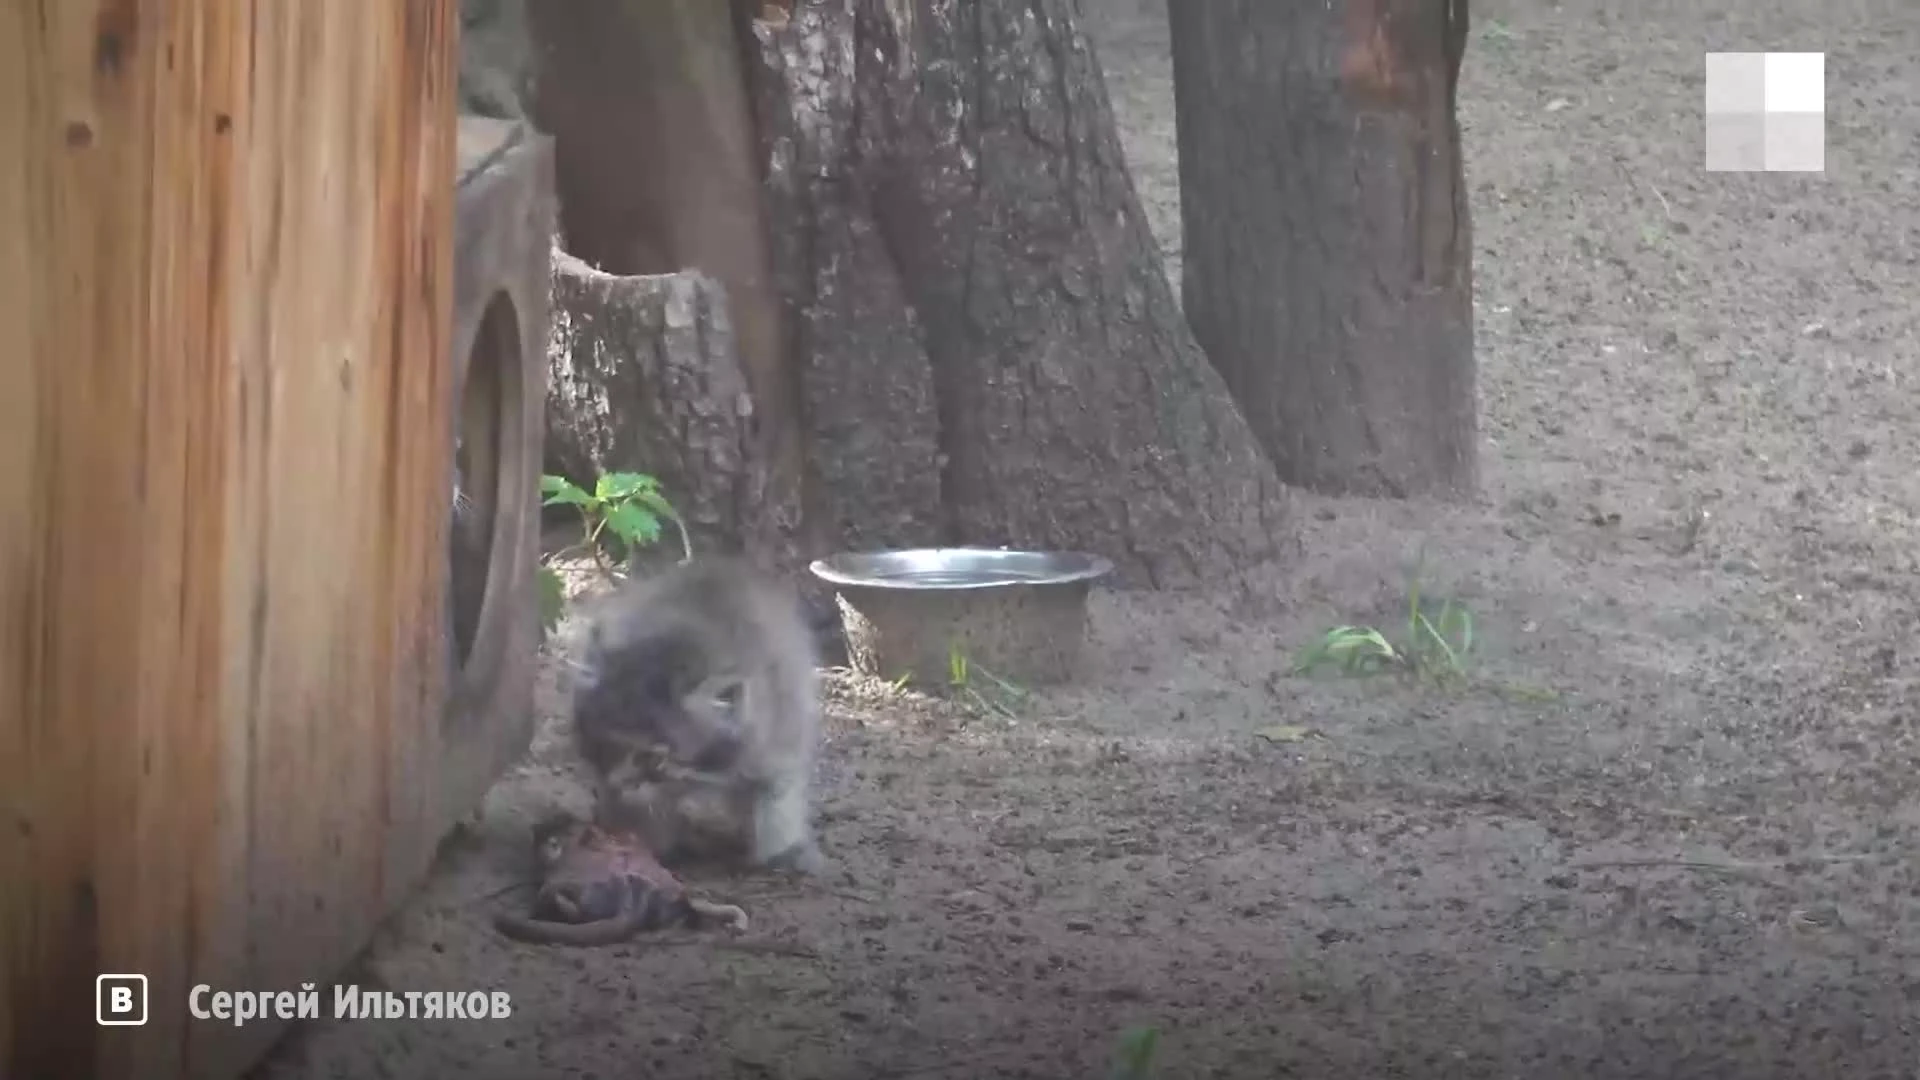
[258,1,1920,1076]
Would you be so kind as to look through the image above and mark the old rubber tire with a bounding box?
[442,118,554,833]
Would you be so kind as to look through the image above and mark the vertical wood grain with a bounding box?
[0,2,458,1077]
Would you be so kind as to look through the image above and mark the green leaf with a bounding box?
[596,471,660,503]
[541,475,595,509]
[1323,627,1396,661]
[632,486,682,523]
[976,665,1028,702]
[1295,625,1399,677]
[1110,1026,1160,1080]
[1448,605,1475,656]
[1254,723,1315,744]
[601,501,663,551]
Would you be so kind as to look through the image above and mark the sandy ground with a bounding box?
[257,1,1920,1077]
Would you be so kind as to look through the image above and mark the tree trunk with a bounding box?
[746,0,1288,587]
[524,0,812,560]
[506,0,1290,586]
[1168,0,1477,499]
[744,0,946,555]
[544,256,791,564]
[457,0,533,120]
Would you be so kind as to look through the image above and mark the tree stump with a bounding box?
[544,255,796,564]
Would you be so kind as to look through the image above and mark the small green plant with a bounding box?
[1295,574,1475,683]
[542,471,690,571]
[944,642,1029,721]
[533,470,690,638]
[1109,1025,1161,1080]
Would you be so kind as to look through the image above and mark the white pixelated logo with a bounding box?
[1704,52,1824,173]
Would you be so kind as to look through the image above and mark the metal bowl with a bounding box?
[808,548,1112,689]
[809,547,1113,591]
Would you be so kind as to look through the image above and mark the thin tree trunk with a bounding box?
[1169,0,1477,499]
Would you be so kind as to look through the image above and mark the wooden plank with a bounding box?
[0,3,458,1078]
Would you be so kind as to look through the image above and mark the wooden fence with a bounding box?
[0,3,510,1077]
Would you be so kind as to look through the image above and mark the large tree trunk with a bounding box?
[1169,0,1477,499]
[746,0,1288,587]
[510,0,1290,587]
[525,0,812,562]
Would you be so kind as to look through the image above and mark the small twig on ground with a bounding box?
[1618,161,1675,221]
[1645,180,1673,220]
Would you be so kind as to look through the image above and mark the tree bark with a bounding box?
[1169,0,1477,499]
[747,0,1288,587]
[457,0,533,120]
[525,0,811,558]
[544,256,792,563]
[745,0,946,554]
